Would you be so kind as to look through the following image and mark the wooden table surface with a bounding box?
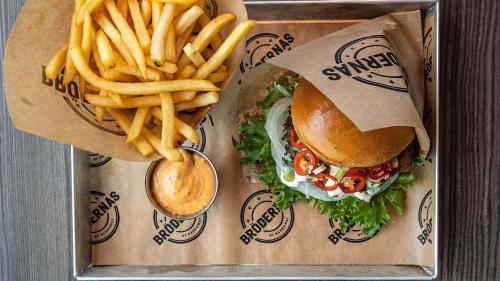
[0,0,499,280]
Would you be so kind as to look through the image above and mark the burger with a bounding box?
[234,74,427,235]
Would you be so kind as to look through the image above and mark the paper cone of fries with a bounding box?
[4,0,250,161]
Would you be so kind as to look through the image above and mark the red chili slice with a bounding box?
[341,168,367,193]
[312,173,340,191]
[289,129,306,149]
[293,149,318,176]
[367,162,393,180]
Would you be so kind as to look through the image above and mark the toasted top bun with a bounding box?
[291,79,415,167]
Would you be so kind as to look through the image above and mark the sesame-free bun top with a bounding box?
[291,79,415,167]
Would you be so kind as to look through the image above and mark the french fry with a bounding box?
[216,64,227,72]
[106,108,155,156]
[96,29,116,69]
[183,43,206,68]
[194,20,256,79]
[150,3,175,65]
[151,0,197,4]
[159,92,175,148]
[129,0,151,52]
[117,0,129,18]
[95,12,136,67]
[175,23,195,60]
[80,12,95,100]
[115,53,164,81]
[174,91,219,111]
[201,48,214,60]
[207,71,228,83]
[45,44,68,80]
[164,27,177,63]
[127,106,151,143]
[63,0,84,85]
[146,57,177,74]
[141,126,183,161]
[151,1,163,30]
[76,0,104,25]
[104,0,147,77]
[197,12,224,50]
[172,91,196,102]
[107,91,124,105]
[173,5,204,35]
[141,0,152,25]
[87,94,161,108]
[151,107,199,144]
[175,64,196,79]
[95,90,107,123]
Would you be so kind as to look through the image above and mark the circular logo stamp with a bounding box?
[202,0,218,19]
[327,35,409,93]
[240,32,295,74]
[90,191,121,244]
[89,153,112,167]
[239,190,294,245]
[152,210,207,245]
[181,114,214,152]
[417,189,433,245]
[327,219,376,245]
[423,27,433,83]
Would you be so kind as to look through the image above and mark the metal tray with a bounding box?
[71,0,440,279]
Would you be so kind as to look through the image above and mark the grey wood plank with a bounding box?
[1,1,73,281]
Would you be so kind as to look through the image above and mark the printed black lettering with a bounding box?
[386,52,400,65]
[271,44,284,55]
[279,39,290,50]
[170,219,181,228]
[158,229,169,240]
[256,217,268,228]
[373,53,393,66]
[41,66,53,87]
[54,75,66,93]
[245,229,256,239]
[240,235,251,245]
[265,51,275,60]
[90,216,98,224]
[268,207,279,218]
[422,229,429,240]
[347,60,369,73]
[251,223,262,233]
[284,33,294,43]
[68,81,79,99]
[427,218,433,232]
[97,201,110,213]
[322,68,341,80]
[361,56,383,68]
[153,235,164,245]
[92,209,103,220]
[333,229,344,240]
[110,191,120,201]
[328,233,339,244]
[262,212,272,223]
[333,64,352,76]
[105,197,116,207]
[417,234,426,245]
[165,224,175,233]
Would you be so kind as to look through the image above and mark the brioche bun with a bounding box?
[291,79,415,167]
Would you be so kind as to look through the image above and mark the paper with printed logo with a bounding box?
[3,0,247,162]
[88,11,436,268]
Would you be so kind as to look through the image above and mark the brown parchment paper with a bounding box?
[89,14,435,267]
[3,0,247,162]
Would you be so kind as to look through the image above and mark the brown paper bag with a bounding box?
[88,13,435,267]
[3,0,248,161]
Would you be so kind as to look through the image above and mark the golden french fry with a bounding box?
[107,91,124,105]
[172,91,196,102]
[141,126,183,161]
[72,48,218,95]
[201,47,214,60]
[96,29,116,69]
[152,0,197,4]
[129,0,151,52]
[153,117,162,126]
[207,71,228,83]
[151,1,163,30]
[216,64,227,72]
[174,91,219,111]
[174,5,204,35]
[95,90,107,123]
[127,106,151,143]
[197,12,226,51]
[114,53,164,81]
[150,3,175,65]
[117,0,129,18]
[95,12,136,67]
[63,0,84,85]
[76,0,104,25]
[80,13,95,100]
[141,0,152,25]
[107,108,155,156]
[175,23,195,60]
[175,64,196,79]
[45,44,68,80]
[87,94,161,108]
[183,42,205,68]
[104,0,147,77]
[145,57,177,74]
[151,107,199,144]
[164,27,177,63]
[194,20,256,79]
[159,92,175,148]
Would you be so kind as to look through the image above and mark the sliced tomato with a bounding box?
[293,149,318,176]
[312,173,340,191]
[289,129,306,149]
[345,168,367,177]
[341,168,367,193]
[367,162,393,180]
